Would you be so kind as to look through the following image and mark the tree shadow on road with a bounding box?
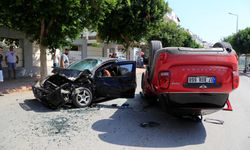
[91,94,206,148]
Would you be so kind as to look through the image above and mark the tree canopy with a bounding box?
[0,0,105,48]
[97,0,169,49]
[146,21,201,48]
[0,0,106,78]
[224,27,250,55]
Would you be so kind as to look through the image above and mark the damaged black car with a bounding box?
[32,58,137,109]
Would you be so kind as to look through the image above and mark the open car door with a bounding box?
[94,61,136,98]
[116,61,136,98]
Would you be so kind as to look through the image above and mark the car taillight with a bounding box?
[158,71,170,89]
[232,71,239,89]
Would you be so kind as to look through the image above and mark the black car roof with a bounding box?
[75,57,129,69]
[84,57,116,62]
[80,57,129,63]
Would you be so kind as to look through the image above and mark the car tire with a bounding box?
[149,40,162,66]
[141,73,145,89]
[213,42,233,52]
[72,87,93,108]
[159,96,168,112]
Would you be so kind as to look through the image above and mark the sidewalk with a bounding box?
[136,68,145,74]
[0,77,37,94]
[239,68,250,77]
[240,72,250,77]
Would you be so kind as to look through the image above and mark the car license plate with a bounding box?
[188,76,216,84]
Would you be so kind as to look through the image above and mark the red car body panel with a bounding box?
[142,47,239,116]
[151,53,238,93]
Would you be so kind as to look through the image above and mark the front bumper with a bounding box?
[32,82,68,108]
[159,92,229,116]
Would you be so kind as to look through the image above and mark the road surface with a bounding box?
[0,72,250,150]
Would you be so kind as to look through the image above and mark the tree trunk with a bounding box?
[39,44,48,80]
[126,47,131,60]
[121,34,131,60]
[39,17,48,80]
[123,43,131,60]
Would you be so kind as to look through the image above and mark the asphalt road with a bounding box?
[0,72,250,150]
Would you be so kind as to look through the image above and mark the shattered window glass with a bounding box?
[68,59,101,71]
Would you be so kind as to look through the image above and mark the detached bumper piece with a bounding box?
[32,82,69,109]
[159,93,229,116]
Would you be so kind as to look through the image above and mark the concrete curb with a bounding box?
[0,85,33,94]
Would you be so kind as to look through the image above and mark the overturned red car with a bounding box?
[141,41,239,117]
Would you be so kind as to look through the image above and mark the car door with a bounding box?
[94,61,136,98]
[115,61,136,98]
[94,62,122,98]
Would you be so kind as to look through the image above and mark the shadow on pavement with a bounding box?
[19,97,118,113]
[92,98,206,148]
[21,94,206,148]
[19,99,57,113]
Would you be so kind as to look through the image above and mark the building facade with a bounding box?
[163,11,180,25]
[0,27,48,78]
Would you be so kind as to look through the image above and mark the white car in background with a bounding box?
[118,55,126,60]
[116,52,126,60]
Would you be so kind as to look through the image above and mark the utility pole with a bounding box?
[228,12,239,33]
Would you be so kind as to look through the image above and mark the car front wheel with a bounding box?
[72,87,93,108]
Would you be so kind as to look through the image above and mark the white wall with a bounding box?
[87,46,103,57]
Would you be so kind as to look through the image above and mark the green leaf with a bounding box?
[224,27,250,54]
[98,0,169,50]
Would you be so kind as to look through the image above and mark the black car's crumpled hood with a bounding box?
[52,68,92,81]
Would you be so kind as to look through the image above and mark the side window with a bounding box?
[118,64,133,76]
[96,63,117,78]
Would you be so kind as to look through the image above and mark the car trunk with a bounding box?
[152,52,238,94]
[168,65,233,93]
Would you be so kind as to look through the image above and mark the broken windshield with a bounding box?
[67,59,102,72]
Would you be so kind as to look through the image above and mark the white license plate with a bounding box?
[188,76,216,84]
